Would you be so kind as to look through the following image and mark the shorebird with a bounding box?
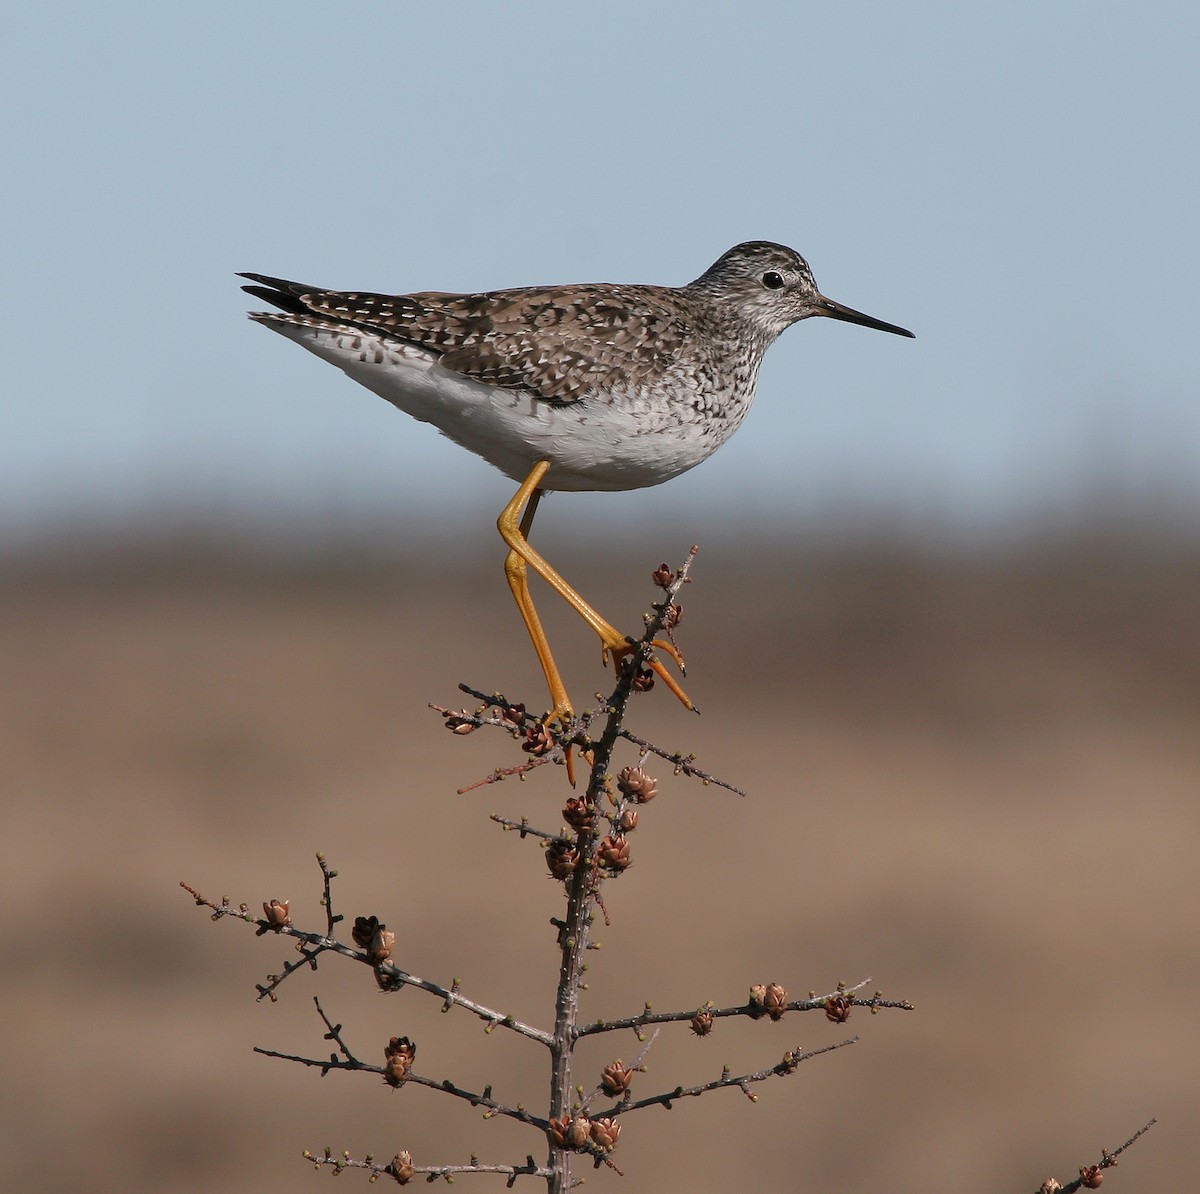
[241,242,913,737]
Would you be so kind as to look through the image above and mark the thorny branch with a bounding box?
[615,727,745,794]
[1037,1119,1157,1194]
[180,547,1148,1192]
[302,1148,552,1188]
[601,1036,859,1116]
[575,977,914,1040]
[431,545,743,800]
[180,871,553,1046]
[254,998,547,1128]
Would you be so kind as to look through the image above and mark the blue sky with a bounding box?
[4,2,1198,546]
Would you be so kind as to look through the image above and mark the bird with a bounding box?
[240,241,913,740]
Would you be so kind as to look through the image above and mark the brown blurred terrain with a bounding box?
[2,530,1197,1193]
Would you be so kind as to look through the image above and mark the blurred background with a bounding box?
[3,3,1197,1192]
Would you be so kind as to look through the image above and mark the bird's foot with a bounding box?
[536,705,587,788]
[604,637,697,713]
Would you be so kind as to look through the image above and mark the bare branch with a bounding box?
[255,998,547,1128]
[1038,1118,1157,1194]
[576,978,913,1039]
[180,876,554,1046]
[490,814,563,843]
[615,728,746,795]
[301,1148,552,1187]
[601,1037,858,1116]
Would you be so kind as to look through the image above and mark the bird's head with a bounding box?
[689,241,914,342]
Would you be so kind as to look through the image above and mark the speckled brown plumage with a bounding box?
[240,242,912,492]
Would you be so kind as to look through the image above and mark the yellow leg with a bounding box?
[503,485,571,717]
[498,461,694,718]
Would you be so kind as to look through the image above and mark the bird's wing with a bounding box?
[240,275,689,406]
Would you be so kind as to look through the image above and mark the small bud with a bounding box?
[522,720,556,757]
[824,995,853,1024]
[388,1151,415,1185]
[548,1117,569,1148]
[651,563,674,588]
[597,834,632,872]
[1040,1181,1063,1194]
[1079,1166,1104,1189]
[616,766,658,803]
[663,602,683,629]
[631,666,655,692]
[748,984,767,1016]
[375,967,403,993]
[690,1008,715,1037]
[562,796,597,832]
[383,1037,416,1087]
[442,709,477,734]
[618,808,639,833]
[352,915,382,950]
[590,1117,621,1152]
[764,982,788,1021]
[599,1061,634,1097]
[564,1116,591,1149]
[546,838,580,881]
[500,702,527,731]
[262,899,291,930]
[370,926,396,962]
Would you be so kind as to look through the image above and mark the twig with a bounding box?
[616,728,745,795]
[459,757,552,793]
[302,1148,553,1187]
[490,814,563,842]
[258,998,547,1128]
[1040,1118,1157,1194]
[180,878,554,1046]
[316,852,342,938]
[601,1037,858,1115]
[575,978,912,1039]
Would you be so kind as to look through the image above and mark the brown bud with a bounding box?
[597,834,632,872]
[690,1008,715,1037]
[1079,1166,1104,1189]
[564,1115,591,1149]
[631,666,655,692]
[748,984,767,1015]
[663,602,683,629]
[442,709,477,734]
[546,838,580,881]
[550,1115,592,1150]
[824,995,853,1024]
[388,1151,415,1185]
[600,1060,634,1097]
[652,563,674,588]
[522,720,556,756]
[562,796,596,832]
[262,899,291,930]
[616,766,658,803]
[375,966,403,993]
[500,702,527,731]
[352,915,382,950]
[1039,1181,1063,1194]
[618,808,639,833]
[763,982,788,1021]
[590,1117,622,1152]
[383,1036,416,1087]
[369,926,396,962]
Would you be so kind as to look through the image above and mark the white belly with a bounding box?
[268,321,751,492]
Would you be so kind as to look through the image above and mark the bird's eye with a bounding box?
[761,271,785,290]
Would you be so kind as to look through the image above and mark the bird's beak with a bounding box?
[815,294,914,338]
